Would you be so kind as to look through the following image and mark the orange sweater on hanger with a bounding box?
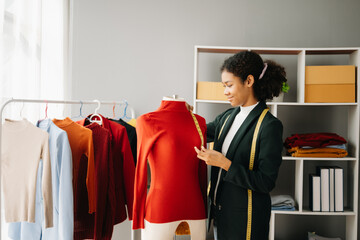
[132,101,207,229]
[52,118,96,213]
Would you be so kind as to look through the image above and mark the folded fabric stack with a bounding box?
[284,133,348,158]
[271,195,296,211]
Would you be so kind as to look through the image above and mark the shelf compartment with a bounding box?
[196,50,300,103]
[278,105,357,157]
[273,214,348,240]
[271,160,299,210]
[302,161,355,213]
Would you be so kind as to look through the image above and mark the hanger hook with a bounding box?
[93,99,100,114]
[20,102,25,118]
[112,102,116,118]
[45,101,48,119]
[122,100,129,119]
[79,101,84,117]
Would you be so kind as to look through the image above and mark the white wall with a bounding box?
[70,0,360,116]
[70,1,360,239]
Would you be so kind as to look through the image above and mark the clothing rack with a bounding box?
[0,98,138,240]
[0,98,136,120]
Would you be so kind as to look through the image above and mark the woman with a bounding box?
[194,51,286,240]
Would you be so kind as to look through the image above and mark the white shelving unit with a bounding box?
[193,46,359,240]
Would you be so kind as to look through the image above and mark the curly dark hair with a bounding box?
[220,51,287,101]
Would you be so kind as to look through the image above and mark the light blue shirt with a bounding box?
[8,119,74,240]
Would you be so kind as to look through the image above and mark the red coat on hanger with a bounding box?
[74,122,115,240]
[78,115,135,225]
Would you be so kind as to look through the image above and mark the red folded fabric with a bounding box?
[284,133,347,149]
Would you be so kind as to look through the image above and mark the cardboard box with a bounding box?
[305,65,356,103]
[197,82,227,101]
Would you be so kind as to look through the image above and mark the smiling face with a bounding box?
[221,70,257,107]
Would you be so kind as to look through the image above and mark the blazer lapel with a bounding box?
[225,101,267,160]
[214,107,240,151]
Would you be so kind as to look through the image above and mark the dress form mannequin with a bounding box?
[134,95,206,240]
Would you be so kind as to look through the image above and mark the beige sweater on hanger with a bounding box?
[1,119,53,228]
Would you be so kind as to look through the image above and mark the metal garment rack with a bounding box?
[0,98,137,240]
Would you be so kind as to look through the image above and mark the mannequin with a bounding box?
[133,95,207,240]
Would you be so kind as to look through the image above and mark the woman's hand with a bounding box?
[194,146,231,171]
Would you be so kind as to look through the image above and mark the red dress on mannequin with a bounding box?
[132,100,207,229]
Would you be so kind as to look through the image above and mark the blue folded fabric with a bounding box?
[271,206,296,211]
[271,195,295,207]
[271,195,296,211]
[301,144,346,150]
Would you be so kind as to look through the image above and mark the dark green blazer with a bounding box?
[207,101,283,240]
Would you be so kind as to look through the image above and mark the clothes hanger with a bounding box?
[10,102,25,121]
[119,100,136,126]
[121,100,131,120]
[42,101,49,119]
[38,101,49,122]
[20,102,24,119]
[89,99,102,125]
[45,101,48,119]
[72,101,84,120]
[112,102,116,119]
